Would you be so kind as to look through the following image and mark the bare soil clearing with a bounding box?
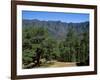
[23,60,77,69]
[49,62,76,67]
[40,60,77,67]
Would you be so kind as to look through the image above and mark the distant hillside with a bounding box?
[22,19,89,40]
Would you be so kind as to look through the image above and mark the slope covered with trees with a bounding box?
[22,19,89,69]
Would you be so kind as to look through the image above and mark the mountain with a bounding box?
[22,19,89,40]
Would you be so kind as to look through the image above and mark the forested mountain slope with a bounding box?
[23,19,89,40]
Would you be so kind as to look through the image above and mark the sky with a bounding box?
[22,11,89,23]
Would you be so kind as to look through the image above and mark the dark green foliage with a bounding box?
[22,19,89,68]
[22,49,33,65]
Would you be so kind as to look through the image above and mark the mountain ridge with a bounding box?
[22,19,89,40]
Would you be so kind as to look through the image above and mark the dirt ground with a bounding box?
[40,60,77,67]
[49,62,76,67]
[23,60,77,69]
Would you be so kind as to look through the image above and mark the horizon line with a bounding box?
[22,19,89,24]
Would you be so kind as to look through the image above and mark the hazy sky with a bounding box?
[22,11,89,23]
